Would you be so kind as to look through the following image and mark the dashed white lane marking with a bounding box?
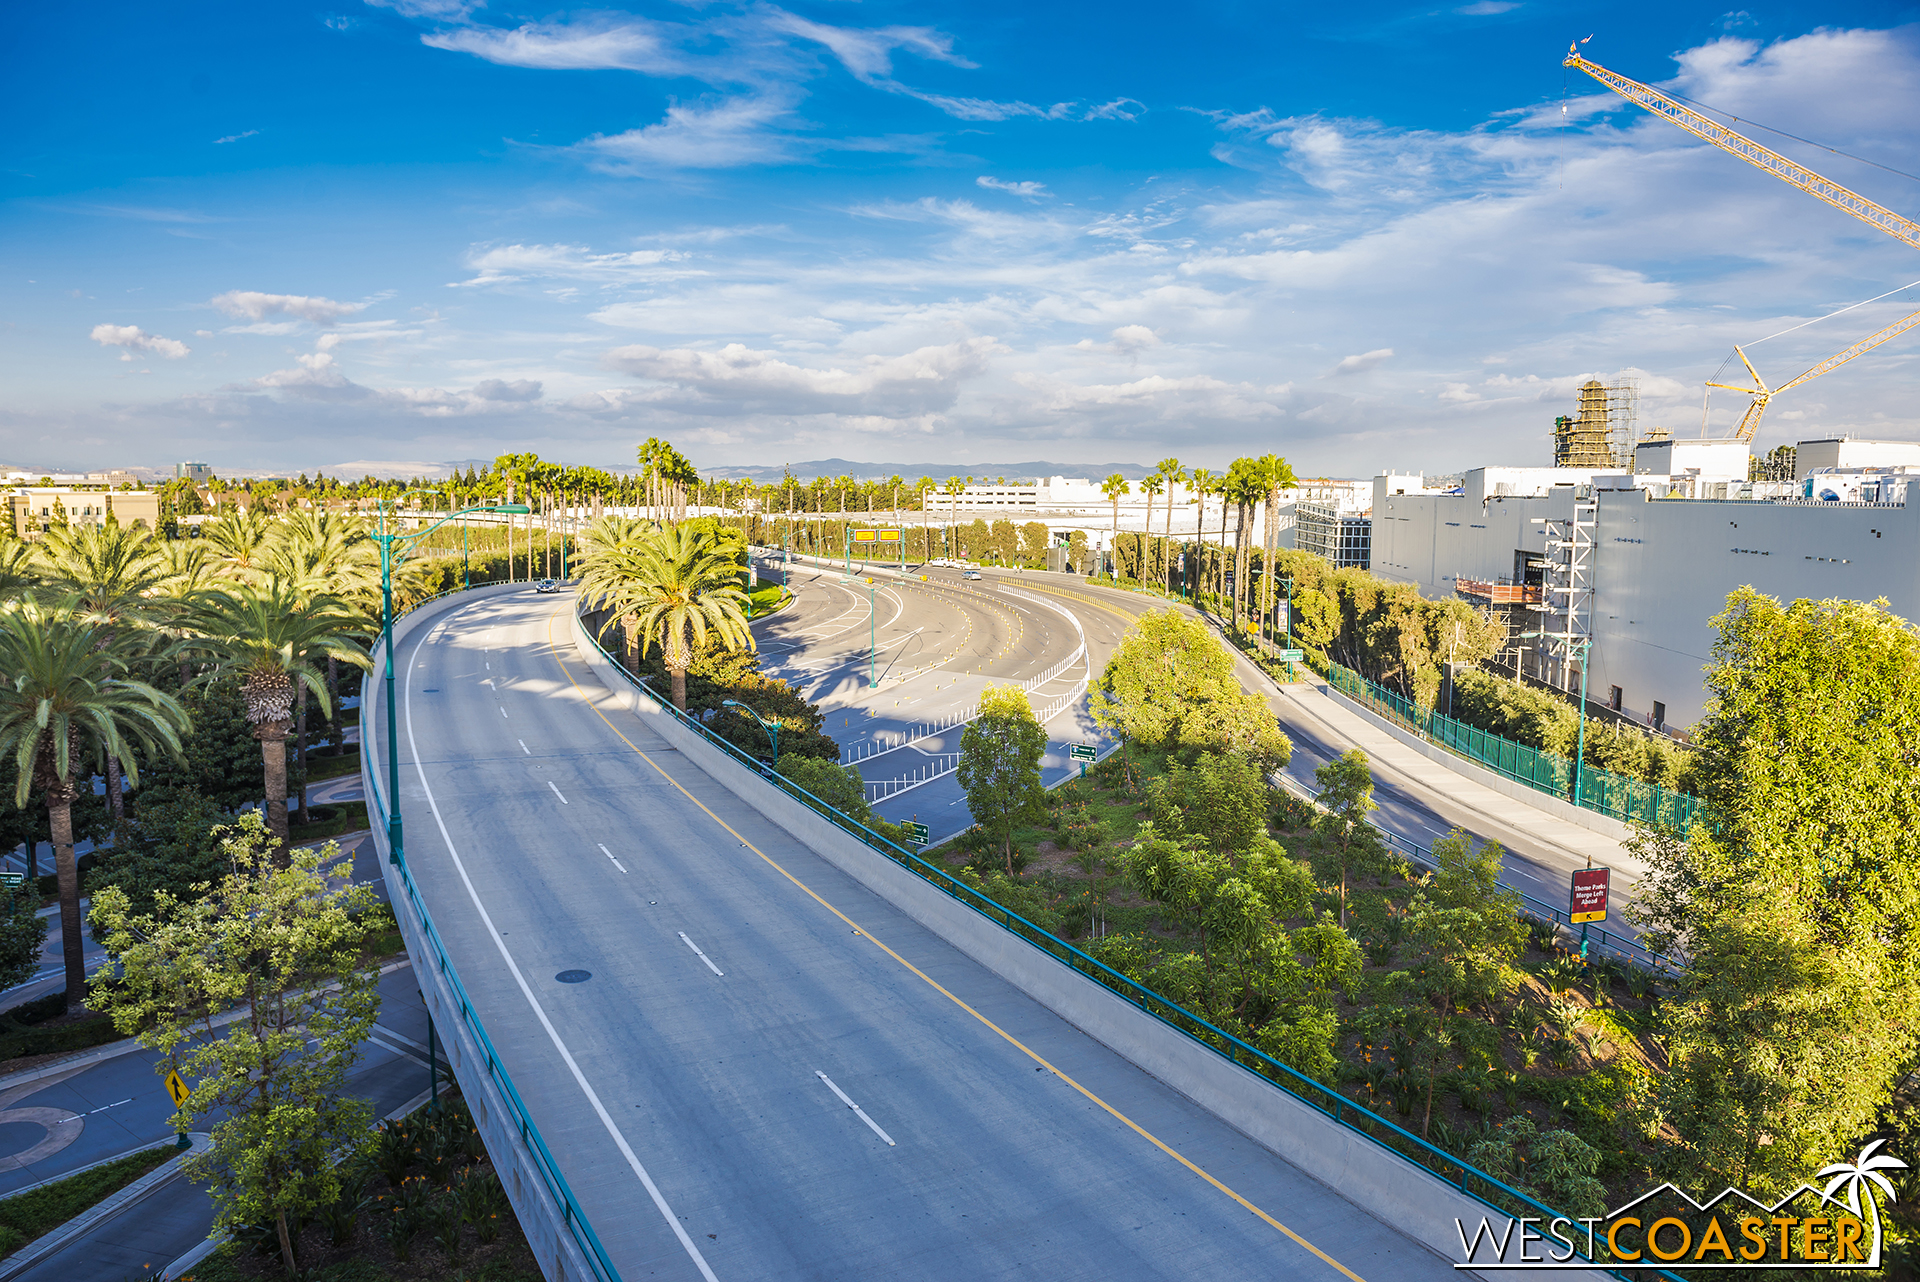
[678,931,725,976]
[519,739,530,754]
[500,707,508,718]
[87,1098,133,1115]
[815,1071,896,1146]
[548,781,569,805]
[596,843,628,874]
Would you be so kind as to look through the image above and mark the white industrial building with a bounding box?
[1367,437,1920,734]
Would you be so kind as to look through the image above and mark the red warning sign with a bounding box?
[1570,867,1610,924]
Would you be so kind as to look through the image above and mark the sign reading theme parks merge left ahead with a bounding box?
[1455,1142,1906,1270]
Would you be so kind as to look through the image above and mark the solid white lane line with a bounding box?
[519,739,530,754]
[814,1071,896,1146]
[548,782,569,805]
[402,614,721,1282]
[596,843,628,874]
[677,932,725,977]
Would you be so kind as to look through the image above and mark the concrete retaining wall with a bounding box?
[363,584,601,1282]
[1316,681,1635,843]
[568,612,1605,1281]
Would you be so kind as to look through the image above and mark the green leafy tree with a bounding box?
[0,606,188,1009]
[85,786,230,933]
[957,685,1048,873]
[1100,474,1130,572]
[1092,608,1291,771]
[89,814,381,1277]
[1149,751,1270,860]
[1629,591,1920,1195]
[1312,748,1391,928]
[0,886,47,991]
[1404,828,1523,1136]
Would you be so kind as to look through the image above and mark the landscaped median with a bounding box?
[0,1136,207,1278]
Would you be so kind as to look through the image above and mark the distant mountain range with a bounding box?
[699,458,1156,483]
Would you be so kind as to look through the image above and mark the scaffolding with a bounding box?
[1553,377,1636,469]
[1532,492,1597,696]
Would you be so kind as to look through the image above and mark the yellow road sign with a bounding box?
[165,1070,190,1108]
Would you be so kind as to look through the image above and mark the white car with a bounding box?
[962,570,982,580]
[536,578,560,593]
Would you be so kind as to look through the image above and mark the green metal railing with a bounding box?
[575,614,1663,1274]
[364,585,622,1282]
[1323,663,1701,830]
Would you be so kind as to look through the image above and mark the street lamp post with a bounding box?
[721,699,779,762]
[372,497,530,869]
[867,578,877,689]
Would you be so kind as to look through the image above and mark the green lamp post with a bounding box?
[721,699,779,763]
[370,496,529,868]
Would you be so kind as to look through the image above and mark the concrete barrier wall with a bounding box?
[364,584,601,1282]
[568,612,1605,1281]
[1315,681,1635,843]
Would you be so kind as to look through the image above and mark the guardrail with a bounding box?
[364,586,623,1282]
[573,611,1659,1276]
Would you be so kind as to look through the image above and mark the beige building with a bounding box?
[8,488,161,539]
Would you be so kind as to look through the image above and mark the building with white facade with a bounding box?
[1368,440,1920,734]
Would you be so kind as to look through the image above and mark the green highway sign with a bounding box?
[1068,744,1097,762]
[0,873,21,888]
[902,821,930,845]
[1276,649,1305,662]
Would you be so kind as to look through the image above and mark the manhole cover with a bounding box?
[555,970,592,984]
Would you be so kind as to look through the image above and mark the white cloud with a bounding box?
[762,9,973,82]
[1330,347,1394,375]
[977,176,1049,199]
[364,0,483,18]
[211,291,369,325]
[451,243,694,287]
[422,16,685,75]
[1456,2,1519,14]
[602,337,997,416]
[1084,98,1146,122]
[472,378,543,402]
[213,130,260,145]
[576,93,802,171]
[1108,325,1160,353]
[89,323,190,360]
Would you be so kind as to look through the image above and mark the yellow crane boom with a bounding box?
[1564,46,1920,252]
[1566,45,1920,441]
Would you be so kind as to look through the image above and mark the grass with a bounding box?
[288,801,369,845]
[0,1142,174,1255]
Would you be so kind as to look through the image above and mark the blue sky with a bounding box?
[6,0,1920,477]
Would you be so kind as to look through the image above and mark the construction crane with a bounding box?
[1565,44,1920,440]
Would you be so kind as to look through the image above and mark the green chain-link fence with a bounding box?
[1324,663,1700,829]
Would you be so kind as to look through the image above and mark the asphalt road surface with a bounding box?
[375,585,1462,1281]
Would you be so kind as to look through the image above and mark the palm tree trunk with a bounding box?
[1233,502,1248,631]
[258,722,291,850]
[104,754,124,823]
[295,681,311,825]
[669,664,688,712]
[47,787,84,1011]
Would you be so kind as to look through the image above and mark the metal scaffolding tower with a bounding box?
[1536,492,1597,694]
[1553,377,1636,469]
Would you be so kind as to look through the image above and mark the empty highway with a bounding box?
[375,585,1462,1280]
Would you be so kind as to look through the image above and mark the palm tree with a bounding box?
[1255,454,1299,649]
[0,607,189,1009]
[1223,459,1267,630]
[1154,458,1183,587]
[33,523,178,819]
[1188,467,1216,597]
[579,526,753,712]
[1100,474,1130,577]
[1138,474,1165,584]
[193,580,369,848]
[201,508,279,574]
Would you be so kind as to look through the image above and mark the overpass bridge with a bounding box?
[362,576,1623,1281]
